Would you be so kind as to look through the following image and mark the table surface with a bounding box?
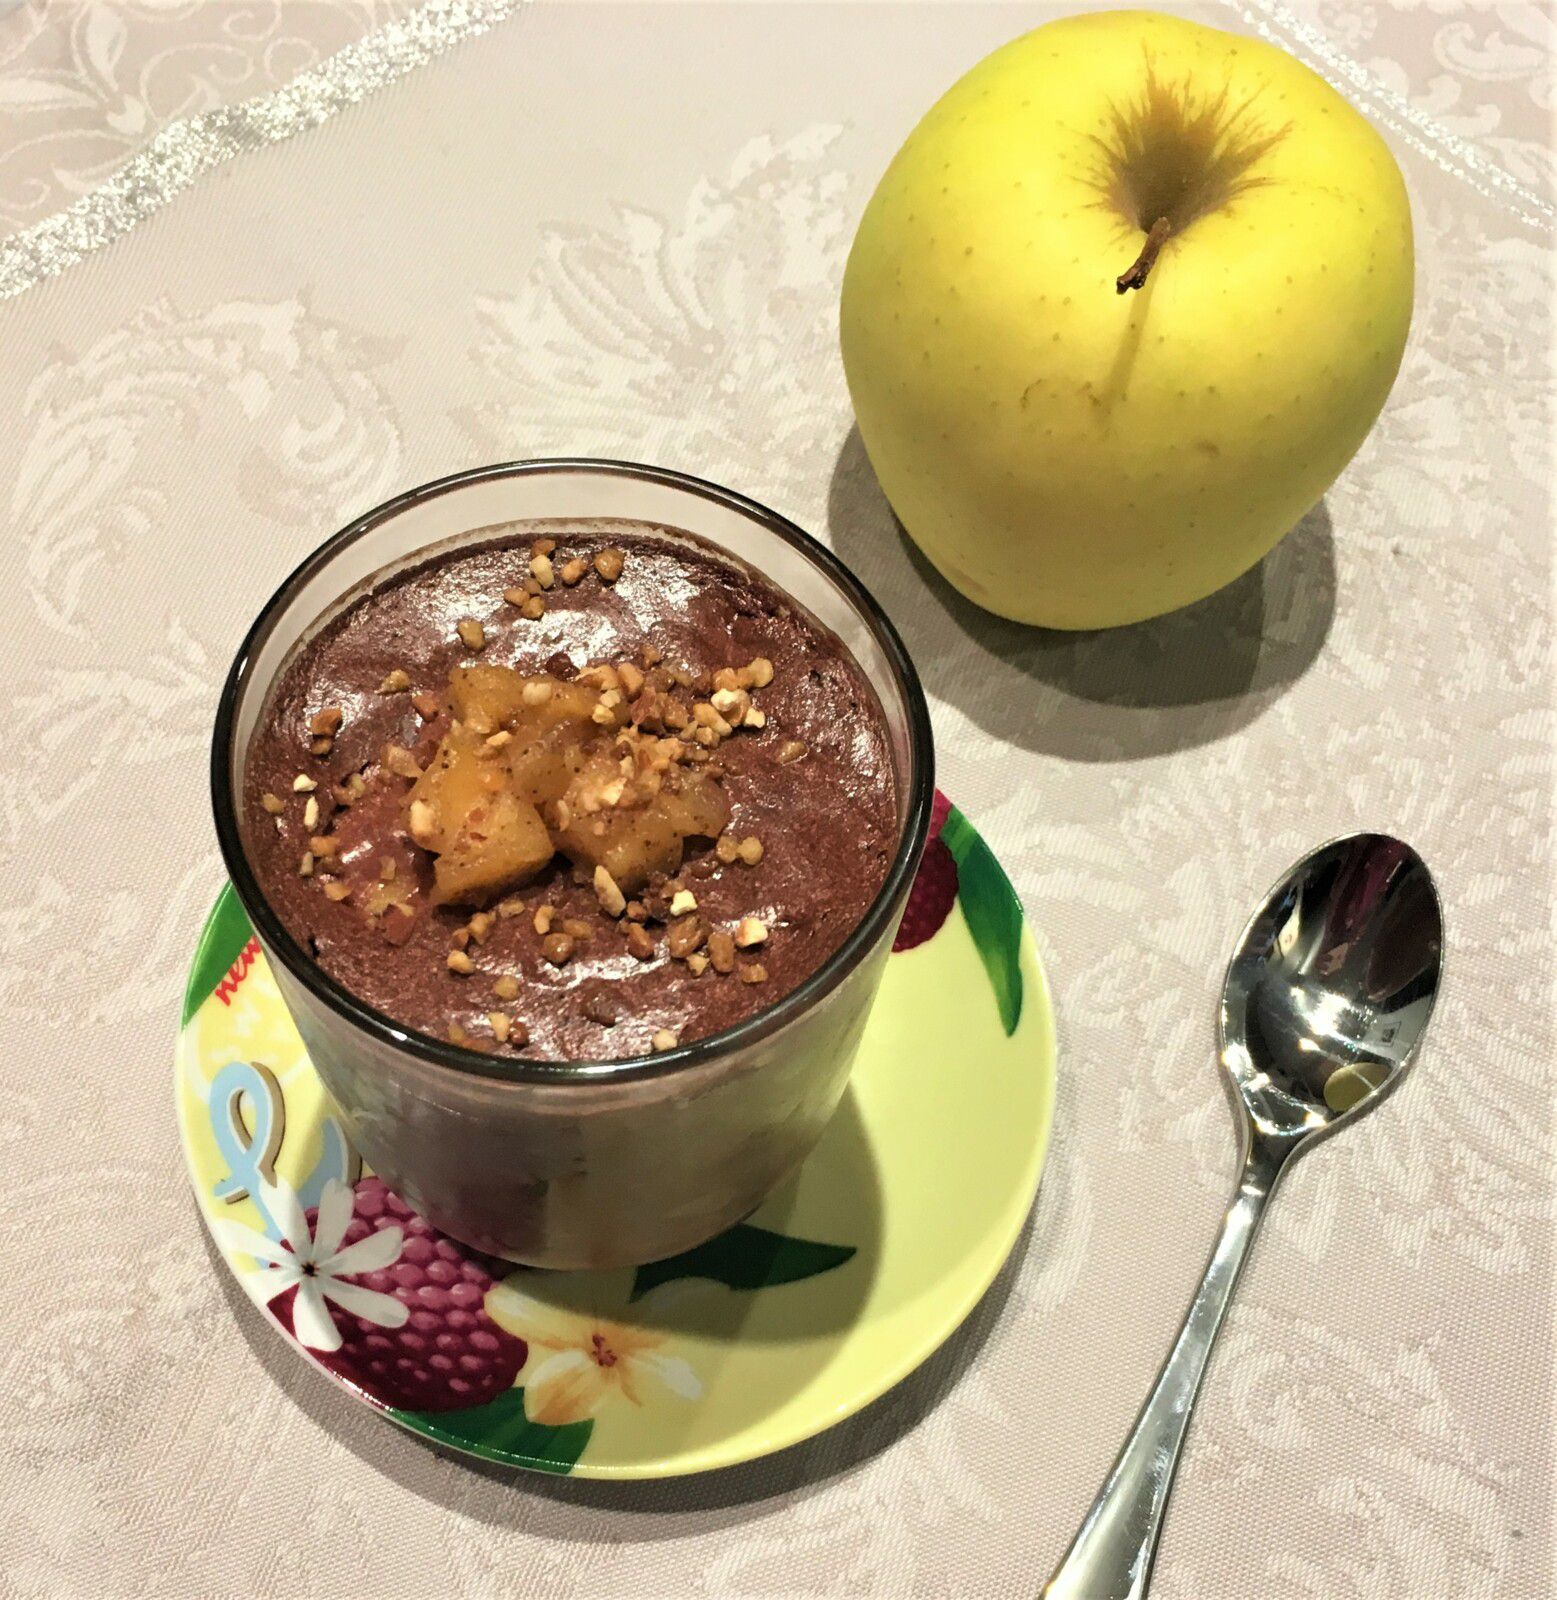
[0,3,1551,1596]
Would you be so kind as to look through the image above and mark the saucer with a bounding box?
[176,794,1055,1478]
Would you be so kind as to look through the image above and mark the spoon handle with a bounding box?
[1043,1142,1284,1600]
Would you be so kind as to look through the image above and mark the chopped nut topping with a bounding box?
[686,951,710,976]
[521,678,554,707]
[334,773,368,806]
[748,657,775,688]
[502,587,528,607]
[707,929,736,973]
[292,774,317,793]
[742,706,767,729]
[488,1011,513,1044]
[309,834,338,857]
[710,687,749,720]
[594,865,627,917]
[450,927,471,951]
[625,899,648,924]
[715,835,740,865]
[484,730,513,750]
[693,702,734,738]
[310,736,334,756]
[379,668,412,693]
[560,556,589,586]
[298,851,315,877]
[669,889,698,916]
[323,881,352,902]
[737,836,764,866]
[530,536,557,558]
[412,691,442,719]
[735,916,768,947]
[467,911,495,944]
[496,896,524,919]
[408,799,436,842]
[521,596,546,620]
[617,661,644,698]
[533,905,555,936]
[712,667,742,694]
[302,795,320,830]
[641,642,663,668]
[776,740,808,765]
[626,923,655,961]
[560,917,593,941]
[447,949,476,975]
[739,961,769,985]
[667,916,707,960]
[382,743,423,779]
[261,792,285,816]
[448,1021,470,1045]
[310,707,344,737]
[651,1028,678,1051]
[456,618,486,651]
[542,931,575,965]
[492,974,521,1002]
[594,547,625,583]
[530,553,556,590]
[583,993,618,1027]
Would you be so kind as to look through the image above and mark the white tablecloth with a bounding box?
[0,3,1550,1595]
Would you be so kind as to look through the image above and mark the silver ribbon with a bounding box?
[0,0,530,302]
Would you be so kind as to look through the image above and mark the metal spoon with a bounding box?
[1044,832,1443,1600]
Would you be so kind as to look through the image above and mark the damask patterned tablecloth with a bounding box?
[0,3,1550,1596]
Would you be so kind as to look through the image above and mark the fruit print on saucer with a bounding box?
[220,1175,529,1413]
[895,789,1024,1036]
[177,796,1055,1477]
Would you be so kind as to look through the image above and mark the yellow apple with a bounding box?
[840,9,1413,629]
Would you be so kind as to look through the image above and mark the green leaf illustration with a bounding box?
[391,1389,593,1473]
[941,807,1024,1036]
[182,884,255,1026]
[630,1223,856,1302]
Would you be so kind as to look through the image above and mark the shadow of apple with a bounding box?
[827,426,1336,764]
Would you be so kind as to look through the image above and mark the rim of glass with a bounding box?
[210,458,935,1086]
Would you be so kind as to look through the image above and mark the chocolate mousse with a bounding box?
[242,521,899,1060]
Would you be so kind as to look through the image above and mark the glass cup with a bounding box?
[212,460,933,1269]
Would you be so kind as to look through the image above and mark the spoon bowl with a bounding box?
[1221,832,1443,1153]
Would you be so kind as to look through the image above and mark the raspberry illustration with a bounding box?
[253,1176,528,1413]
[894,789,958,952]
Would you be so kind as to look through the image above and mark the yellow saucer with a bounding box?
[176,799,1055,1477]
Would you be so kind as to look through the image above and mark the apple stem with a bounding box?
[1116,216,1172,294]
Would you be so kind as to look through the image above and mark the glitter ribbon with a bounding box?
[0,0,530,301]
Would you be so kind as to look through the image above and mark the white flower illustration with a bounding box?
[217,1177,407,1353]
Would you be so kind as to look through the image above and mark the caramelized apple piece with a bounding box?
[431,791,553,906]
[404,725,504,852]
[507,734,593,808]
[554,770,730,893]
[658,773,733,839]
[448,666,602,738]
[447,664,529,729]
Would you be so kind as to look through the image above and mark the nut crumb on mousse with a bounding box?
[242,525,897,1061]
